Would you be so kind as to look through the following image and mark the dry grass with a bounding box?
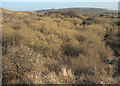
[2,8,119,84]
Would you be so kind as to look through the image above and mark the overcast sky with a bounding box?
[3,0,120,2]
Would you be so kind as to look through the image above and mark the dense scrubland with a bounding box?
[2,8,120,84]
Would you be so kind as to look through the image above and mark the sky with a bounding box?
[1,0,119,11]
[2,0,120,2]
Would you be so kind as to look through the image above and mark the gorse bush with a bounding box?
[2,8,119,84]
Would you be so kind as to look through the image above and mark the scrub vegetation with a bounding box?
[2,8,120,84]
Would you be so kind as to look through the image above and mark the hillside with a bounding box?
[36,8,117,14]
[2,8,120,84]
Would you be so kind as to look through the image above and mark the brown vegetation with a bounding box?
[2,8,120,84]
